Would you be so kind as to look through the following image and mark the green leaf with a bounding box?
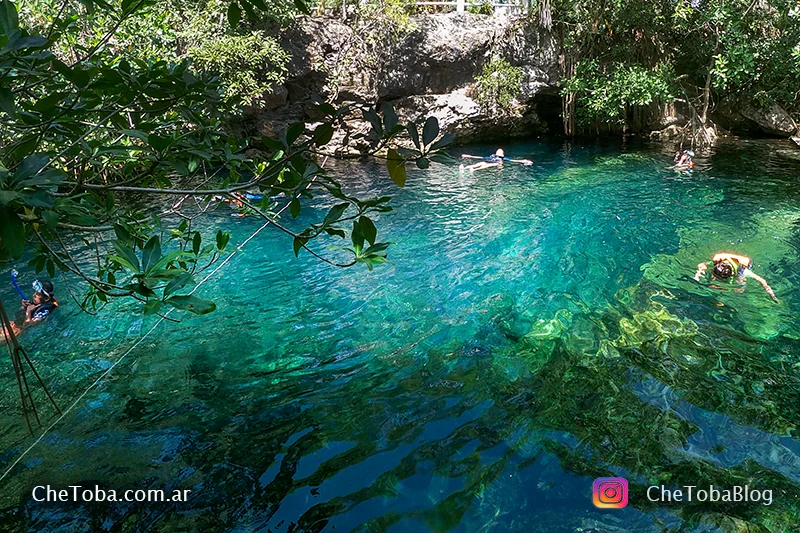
[323,203,348,225]
[0,87,16,119]
[286,122,305,146]
[364,242,391,255]
[382,104,398,132]
[111,241,141,272]
[359,216,377,245]
[422,116,439,148]
[141,236,162,273]
[324,227,346,238]
[33,92,67,112]
[192,232,201,254]
[292,0,310,15]
[14,154,48,182]
[46,258,55,278]
[147,134,171,152]
[362,110,382,137]
[0,0,19,36]
[42,210,59,228]
[165,295,216,314]
[121,0,146,12]
[386,148,406,187]
[120,129,149,141]
[429,152,454,164]
[0,206,24,259]
[227,1,241,27]
[163,272,194,297]
[407,122,420,149]
[5,34,48,52]
[125,282,157,298]
[289,198,301,218]
[215,229,230,250]
[114,223,132,244]
[312,123,334,146]
[0,190,20,204]
[293,236,307,257]
[261,136,284,151]
[430,133,456,151]
[415,157,430,170]
[149,250,190,272]
[144,299,163,315]
[351,220,365,254]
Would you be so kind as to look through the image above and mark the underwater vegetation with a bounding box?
[2,141,800,532]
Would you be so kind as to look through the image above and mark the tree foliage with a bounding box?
[19,0,292,106]
[0,0,452,316]
[551,0,800,131]
[474,58,524,113]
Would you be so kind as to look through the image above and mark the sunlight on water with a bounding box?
[2,138,800,532]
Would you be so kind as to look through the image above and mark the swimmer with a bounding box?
[675,150,695,169]
[460,148,533,172]
[694,253,778,303]
[1,279,58,341]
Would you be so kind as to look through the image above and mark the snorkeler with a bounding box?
[675,150,695,168]
[1,278,58,341]
[694,253,778,303]
[460,149,534,172]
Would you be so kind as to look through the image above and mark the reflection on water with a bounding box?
[2,138,800,532]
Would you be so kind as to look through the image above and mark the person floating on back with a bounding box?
[459,148,533,172]
[674,150,695,168]
[1,279,58,341]
[694,253,778,303]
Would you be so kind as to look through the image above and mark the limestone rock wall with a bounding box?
[244,13,561,152]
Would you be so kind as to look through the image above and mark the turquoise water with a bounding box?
[2,139,800,532]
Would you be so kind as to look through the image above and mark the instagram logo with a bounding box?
[593,477,628,508]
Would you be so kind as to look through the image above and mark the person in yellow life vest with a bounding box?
[694,253,778,303]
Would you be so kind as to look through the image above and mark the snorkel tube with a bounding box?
[10,269,28,300]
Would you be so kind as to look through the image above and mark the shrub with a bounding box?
[474,58,524,112]
[190,32,289,106]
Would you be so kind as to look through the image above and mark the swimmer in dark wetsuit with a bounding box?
[694,253,778,303]
[1,279,58,341]
[460,148,534,172]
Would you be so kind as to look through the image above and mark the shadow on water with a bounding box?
[2,139,800,532]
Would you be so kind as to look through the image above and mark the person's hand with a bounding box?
[21,299,30,307]
[767,288,779,304]
[461,154,469,158]
[694,263,707,281]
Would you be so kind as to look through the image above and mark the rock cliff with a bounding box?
[243,13,561,152]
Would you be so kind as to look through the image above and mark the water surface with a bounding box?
[2,138,800,532]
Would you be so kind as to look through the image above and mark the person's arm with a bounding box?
[461,154,483,159]
[694,262,708,281]
[743,270,779,303]
[508,158,534,166]
[712,253,751,266]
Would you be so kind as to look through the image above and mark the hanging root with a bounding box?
[0,296,61,436]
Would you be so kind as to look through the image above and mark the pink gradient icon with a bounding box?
[593,477,628,508]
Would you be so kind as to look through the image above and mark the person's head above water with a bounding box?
[713,261,735,279]
[495,148,505,158]
[32,279,54,303]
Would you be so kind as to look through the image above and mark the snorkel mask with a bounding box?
[32,279,51,298]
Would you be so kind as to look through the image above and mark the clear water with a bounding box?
[2,138,800,532]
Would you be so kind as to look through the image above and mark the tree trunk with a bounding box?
[539,0,552,31]
[701,67,712,124]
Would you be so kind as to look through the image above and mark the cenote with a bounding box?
[3,138,800,532]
